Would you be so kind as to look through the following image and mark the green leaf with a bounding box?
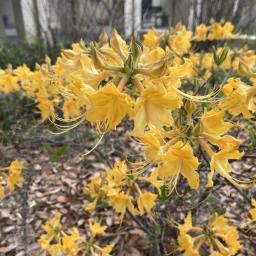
[43,143,69,162]
[212,46,229,66]
[210,207,226,215]
[249,129,256,149]
[159,185,170,202]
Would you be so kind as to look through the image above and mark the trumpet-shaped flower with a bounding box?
[137,191,157,215]
[208,147,244,188]
[131,81,181,136]
[110,29,128,60]
[89,221,107,237]
[86,82,133,131]
[158,141,199,189]
[201,108,233,138]
[143,28,161,49]
[5,160,24,192]
[219,78,256,119]
[108,191,137,217]
[140,130,162,162]
[195,24,208,41]
[168,24,192,56]
[62,98,81,119]
[209,214,241,255]
[106,161,128,188]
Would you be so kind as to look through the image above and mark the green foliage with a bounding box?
[0,40,61,69]
[43,143,70,162]
[212,46,229,66]
[249,129,256,150]
[0,93,36,142]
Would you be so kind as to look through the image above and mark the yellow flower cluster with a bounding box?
[195,19,235,41]
[84,161,157,219]
[38,212,113,256]
[0,21,255,255]
[0,160,24,199]
[177,212,241,255]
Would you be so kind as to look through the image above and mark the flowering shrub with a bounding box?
[0,160,25,199]
[0,19,256,255]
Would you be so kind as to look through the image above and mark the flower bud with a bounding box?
[91,48,107,69]
[184,100,197,125]
[130,40,143,67]
[98,30,109,47]
[62,49,79,60]
[193,122,203,136]
[124,55,135,77]
[110,29,127,60]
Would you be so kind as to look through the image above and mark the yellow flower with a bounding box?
[140,168,163,192]
[200,108,235,149]
[86,82,132,131]
[38,212,62,253]
[208,147,244,188]
[177,212,241,256]
[62,98,81,119]
[201,108,233,138]
[0,184,5,200]
[208,21,223,40]
[66,78,95,107]
[177,212,201,256]
[201,53,214,69]
[97,43,123,67]
[143,28,161,49]
[195,24,208,41]
[108,191,137,217]
[168,24,192,56]
[73,54,108,89]
[137,191,157,215]
[178,232,200,256]
[140,130,162,162]
[138,47,167,78]
[207,135,243,151]
[15,65,32,85]
[131,81,181,136]
[6,160,24,192]
[8,160,24,172]
[222,22,234,39]
[210,214,241,255]
[110,29,128,60]
[37,99,55,121]
[89,220,107,237]
[39,213,82,256]
[158,141,199,189]
[7,169,24,192]
[95,244,114,256]
[42,212,62,237]
[106,161,127,188]
[0,73,19,93]
[85,200,97,213]
[61,228,82,256]
[178,211,193,232]
[219,78,256,119]
[249,199,256,220]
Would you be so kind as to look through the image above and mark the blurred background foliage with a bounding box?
[0,40,61,69]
